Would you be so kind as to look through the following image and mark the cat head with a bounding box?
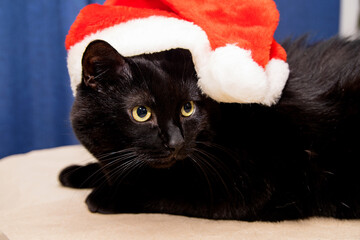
[71,40,219,169]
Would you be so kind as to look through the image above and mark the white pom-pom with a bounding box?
[197,44,289,105]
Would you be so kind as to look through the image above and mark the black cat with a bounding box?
[60,38,360,221]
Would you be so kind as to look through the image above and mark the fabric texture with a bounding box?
[1,146,360,240]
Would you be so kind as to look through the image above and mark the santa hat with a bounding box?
[66,0,289,105]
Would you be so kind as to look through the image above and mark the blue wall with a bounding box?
[0,0,105,158]
[274,0,340,42]
[0,0,340,158]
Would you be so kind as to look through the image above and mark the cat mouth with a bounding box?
[152,159,177,168]
[148,154,185,169]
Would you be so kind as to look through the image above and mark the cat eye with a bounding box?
[181,101,195,117]
[132,106,152,122]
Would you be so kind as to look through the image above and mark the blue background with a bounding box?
[0,0,340,158]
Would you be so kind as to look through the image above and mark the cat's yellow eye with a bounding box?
[181,101,195,117]
[132,106,152,122]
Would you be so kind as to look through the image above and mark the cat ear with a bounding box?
[81,40,130,89]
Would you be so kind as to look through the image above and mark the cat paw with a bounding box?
[85,188,121,214]
[59,165,82,188]
[59,163,102,188]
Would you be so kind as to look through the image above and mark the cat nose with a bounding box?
[168,134,185,153]
[166,123,185,154]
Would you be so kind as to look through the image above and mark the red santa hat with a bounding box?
[66,0,289,105]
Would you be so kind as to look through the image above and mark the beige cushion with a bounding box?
[1,145,360,240]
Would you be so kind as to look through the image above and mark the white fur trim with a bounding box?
[263,59,290,105]
[67,17,289,105]
[67,16,211,93]
[197,45,289,105]
[197,45,268,103]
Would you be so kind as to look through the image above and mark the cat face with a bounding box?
[71,40,219,169]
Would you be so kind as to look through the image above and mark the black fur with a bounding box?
[59,38,360,221]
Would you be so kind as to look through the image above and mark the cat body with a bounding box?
[60,38,360,221]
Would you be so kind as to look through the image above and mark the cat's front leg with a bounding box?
[84,170,221,216]
[59,163,104,188]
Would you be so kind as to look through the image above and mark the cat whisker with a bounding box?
[100,152,138,166]
[195,141,239,184]
[94,148,139,162]
[102,153,147,185]
[111,157,147,198]
[86,160,135,190]
[188,154,215,206]
[196,141,239,161]
[107,158,138,182]
[113,159,146,187]
[77,155,137,188]
[76,149,141,189]
[192,148,233,199]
